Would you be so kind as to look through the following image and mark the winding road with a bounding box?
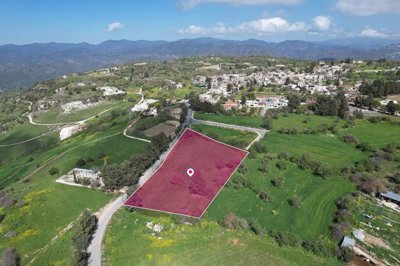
[191,111,267,150]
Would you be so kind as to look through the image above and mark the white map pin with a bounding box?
[187,168,194,177]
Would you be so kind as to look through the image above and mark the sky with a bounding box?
[0,0,399,45]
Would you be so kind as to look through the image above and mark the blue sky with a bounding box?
[0,0,399,44]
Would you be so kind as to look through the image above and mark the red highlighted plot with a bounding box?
[124,128,248,218]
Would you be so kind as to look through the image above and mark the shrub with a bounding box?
[90,179,101,188]
[72,209,97,266]
[302,239,337,257]
[220,213,248,230]
[338,247,355,262]
[276,161,287,170]
[269,231,301,247]
[277,152,289,160]
[258,190,272,202]
[271,177,284,187]
[249,220,264,235]
[2,248,20,266]
[341,134,359,144]
[75,158,87,167]
[288,196,302,208]
[353,109,363,119]
[48,167,59,175]
[356,142,376,152]
[258,159,269,173]
[330,221,351,241]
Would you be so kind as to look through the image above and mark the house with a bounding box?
[340,236,355,248]
[223,100,238,111]
[379,191,400,206]
[73,168,100,179]
[97,86,126,96]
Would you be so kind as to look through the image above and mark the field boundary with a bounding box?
[124,128,248,218]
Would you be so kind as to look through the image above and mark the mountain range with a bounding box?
[1,37,399,90]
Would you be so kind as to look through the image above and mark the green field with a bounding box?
[263,132,367,170]
[206,161,354,240]
[0,124,147,265]
[191,124,257,149]
[195,111,263,128]
[347,120,400,148]
[195,112,345,132]
[103,210,340,266]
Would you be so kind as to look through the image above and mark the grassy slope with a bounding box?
[33,101,127,124]
[347,120,400,148]
[104,211,340,266]
[0,127,147,265]
[264,132,367,170]
[206,161,354,240]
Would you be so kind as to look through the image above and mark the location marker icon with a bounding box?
[187,168,194,177]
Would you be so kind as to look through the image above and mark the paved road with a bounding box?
[191,112,267,150]
[88,194,127,266]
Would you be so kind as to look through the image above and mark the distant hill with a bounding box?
[1,38,399,90]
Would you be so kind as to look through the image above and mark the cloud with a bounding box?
[105,22,123,32]
[336,0,400,16]
[359,28,388,38]
[180,0,300,9]
[312,16,331,31]
[237,17,306,34]
[178,23,229,35]
[178,17,306,36]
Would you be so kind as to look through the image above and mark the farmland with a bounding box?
[0,114,147,265]
[103,210,340,266]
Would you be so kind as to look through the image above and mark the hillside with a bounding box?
[1,38,400,90]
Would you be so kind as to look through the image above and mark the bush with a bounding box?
[269,231,301,247]
[288,196,302,208]
[258,159,269,173]
[330,221,351,241]
[258,190,272,202]
[220,213,248,230]
[302,239,337,257]
[75,158,87,167]
[276,161,287,170]
[2,248,20,266]
[338,247,355,262]
[249,220,264,235]
[48,167,59,175]
[271,177,284,187]
[341,134,359,144]
[356,142,376,152]
[353,109,363,119]
[72,209,98,266]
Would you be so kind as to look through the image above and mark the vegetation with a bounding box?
[72,209,97,266]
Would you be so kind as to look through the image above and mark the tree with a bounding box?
[75,158,87,167]
[288,94,301,111]
[48,167,59,175]
[2,248,20,266]
[336,91,348,119]
[284,77,291,85]
[259,158,269,173]
[261,117,273,130]
[271,177,284,187]
[72,209,97,266]
[314,95,338,116]
[386,101,399,115]
[288,196,302,208]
